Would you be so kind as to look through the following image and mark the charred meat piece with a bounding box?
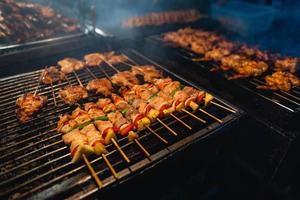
[58,58,85,74]
[59,85,88,105]
[16,93,48,123]
[111,71,139,87]
[257,71,300,92]
[131,65,163,82]
[86,78,112,96]
[41,66,65,85]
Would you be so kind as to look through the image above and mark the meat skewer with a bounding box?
[73,71,132,164]
[124,63,223,123]
[88,64,173,143]
[102,60,189,125]
[16,69,48,123]
[96,98,151,157]
[57,108,118,180]
[99,60,181,136]
[122,61,236,113]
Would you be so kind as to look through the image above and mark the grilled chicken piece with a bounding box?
[111,71,139,87]
[84,53,103,67]
[58,58,85,74]
[257,71,300,92]
[106,53,128,65]
[131,65,163,82]
[58,86,88,105]
[204,48,231,61]
[86,78,112,96]
[220,54,269,79]
[274,58,299,74]
[41,66,65,85]
[16,93,48,123]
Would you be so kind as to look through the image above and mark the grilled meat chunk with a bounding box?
[84,53,103,67]
[58,58,85,74]
[131,65,163,82]
[86,78,112,96]
[274,57,299,74]
[111,71,139,87]
[59,86,88,105]
[16,93,48,123]
[257,71,300,91]
[41,66,65,85]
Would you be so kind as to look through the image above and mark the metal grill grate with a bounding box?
[0,48,242,199]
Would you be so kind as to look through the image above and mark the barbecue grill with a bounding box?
[144,33,300,137]
[0,37,243,199]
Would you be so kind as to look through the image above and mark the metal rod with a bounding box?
[111,138,130,163]
[210,101,236,113]
[199,108,223,123]
[134,139,151,157]
[33,67,47,96]
[146,126,168,144]
[102,153,118,179]
[73,71,84,87]
[182,109,206,123]
[86,67,98,79]
[64,74,72,86]
[121,53,139,65]
[50,82,57,106]
[170,113,192,130]
[101,58,120,73]
[82,154,103,188]
[156,118,178,136]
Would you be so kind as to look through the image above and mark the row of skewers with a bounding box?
[162,27,300,92]
[121,9,203,28]
[15,51,236,187]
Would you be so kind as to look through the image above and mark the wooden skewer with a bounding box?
[82,154,103,188]
[182,109,206,123]
[170,113,192,130]
[134,139,151,157]
[210,101,237,113]
[156,118,178,136]
[146,126,168,144]
[111,138,130,163]
[50,82,57,106]
[102,153,118,179]
[102,58,120,73]
[198,108,223,123]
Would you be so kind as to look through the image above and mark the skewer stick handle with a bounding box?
[102,153,118,179]
[170,113,192,130]
[156,118,178,136]
[182,109,206,123]
[199,108,223,123]
[82,154,103,188]
[111,138,130,163]
[134,139,151,157]
[146,126,168,144]
[210,101,236,113]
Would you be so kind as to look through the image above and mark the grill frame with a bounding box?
[145,34,300,137]
[0,39,243,199]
